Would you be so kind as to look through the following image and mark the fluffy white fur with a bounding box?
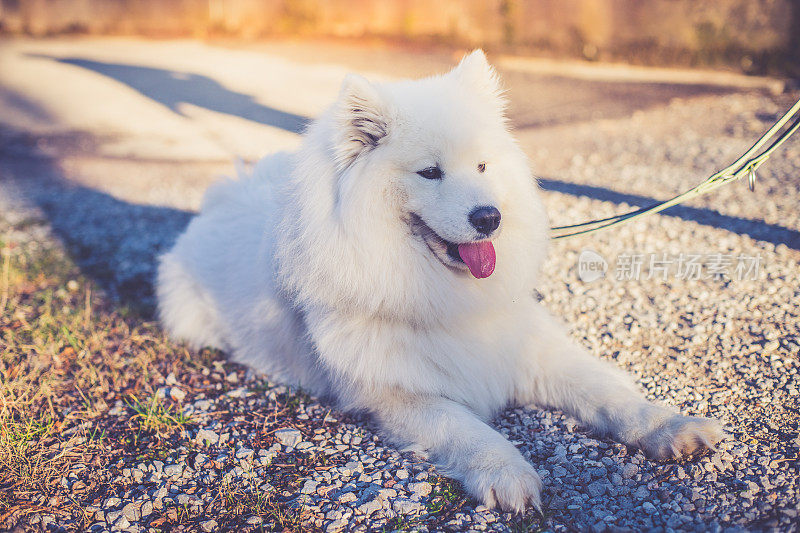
[157,51,724,512]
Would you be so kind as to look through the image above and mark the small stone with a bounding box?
[104,497,122,508]
[317,484,337,497]
[301,480,318,494]
[163,464,182,477]
[345,460,363,473]
[275,428,302,448]
[378,488,397,499]
[393,498,424,514]
[235,447,254,460]
[196,429,220,446]
[194,453,208,469]
[326,518,347,532]
[408,481,432,497]
[108,403,126,416]
[396,468,409,480]
[634,486,650,499]
[227,387,248,398]
[170,387,186,402]
[622,464,639,479]
[764,340,780,352]
[226,372,239,384]
[338,492,357,503]
[122,502,141,522]
[177,493,201,506]
[587,482,606,498]
[194,399,213,411]
[642,501,656,514]
[200,519,218,532]
[357,496,383,516]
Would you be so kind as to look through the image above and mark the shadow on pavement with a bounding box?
[1,128,193,316]
[28,54,311,134]
[539,177,800,250]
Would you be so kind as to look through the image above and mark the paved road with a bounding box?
[1,38,798,531]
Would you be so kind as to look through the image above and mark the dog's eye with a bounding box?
[417,166,442,180]
[477,162,486,173]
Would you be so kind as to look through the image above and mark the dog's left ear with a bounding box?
[333,74,392,171]
[453,50,506,109]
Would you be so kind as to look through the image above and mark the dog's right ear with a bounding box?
[453,50,506,113]
[333,74,391,171]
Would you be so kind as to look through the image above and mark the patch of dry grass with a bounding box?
[126,393,193,442]
[0,223,219,529]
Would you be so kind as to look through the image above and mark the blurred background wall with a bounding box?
[1,0,798,76]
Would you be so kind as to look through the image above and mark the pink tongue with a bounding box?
[457,241,496,279]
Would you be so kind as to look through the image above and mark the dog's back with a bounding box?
[156,152,330,394]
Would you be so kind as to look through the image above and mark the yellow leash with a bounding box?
[551,98,800,239]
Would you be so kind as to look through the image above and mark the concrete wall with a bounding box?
[1,0,798,74]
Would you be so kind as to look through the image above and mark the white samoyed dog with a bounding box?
[157,51,724,511]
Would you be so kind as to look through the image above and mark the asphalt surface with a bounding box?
[1,38,798,532]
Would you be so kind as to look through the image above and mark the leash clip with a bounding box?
[748,168,756,192]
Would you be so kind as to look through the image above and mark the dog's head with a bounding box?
[278,51,548,321]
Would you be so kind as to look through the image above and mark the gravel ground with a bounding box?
[1,39,798,532]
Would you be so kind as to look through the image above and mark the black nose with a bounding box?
[469,206,501,235]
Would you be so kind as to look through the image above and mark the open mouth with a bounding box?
[407,213,496,279]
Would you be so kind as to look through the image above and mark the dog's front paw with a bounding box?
[636,414,725,460]
[462,454,542,513]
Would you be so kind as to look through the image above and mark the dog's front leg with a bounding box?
[372,392,541,512]
[516,305,724,459]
